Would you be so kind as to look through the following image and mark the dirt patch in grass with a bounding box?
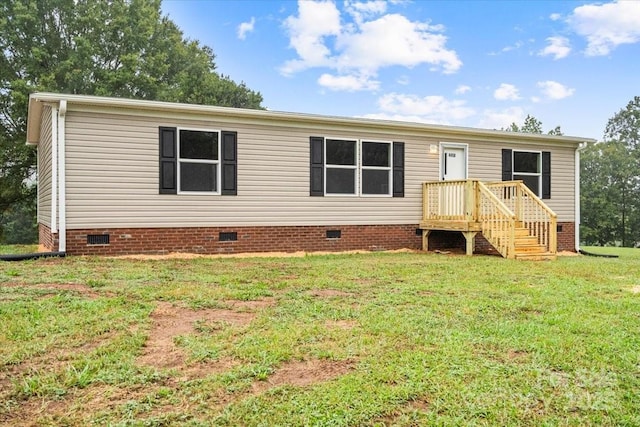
[630,285,640,294]
[111,248,418,260]
[138,302,256,369]
[252,359,356,392]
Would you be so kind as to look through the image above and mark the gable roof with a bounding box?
[27,92,595,146]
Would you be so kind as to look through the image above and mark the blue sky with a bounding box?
[161,0,640,140]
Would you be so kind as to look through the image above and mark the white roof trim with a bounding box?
[27,92,596,146]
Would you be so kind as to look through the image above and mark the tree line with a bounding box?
[0,1,637,248]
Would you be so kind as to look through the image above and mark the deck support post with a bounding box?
[421,230,431,251]
[462,231,477,256]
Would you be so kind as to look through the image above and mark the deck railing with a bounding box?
[485,181,557,253]
[422,180,476,221]
[422,180,557,258]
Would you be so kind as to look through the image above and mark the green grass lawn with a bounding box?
[1,249,639,426]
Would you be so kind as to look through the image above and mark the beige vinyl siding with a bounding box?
[467,142,575,220]
[37,106,53,226]
[63,108,575,229]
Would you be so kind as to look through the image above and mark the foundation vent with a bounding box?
[326,230,341,239]
[219,232,238,242]
[87,234,110,245]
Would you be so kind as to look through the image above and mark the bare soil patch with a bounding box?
[111,248,418,261]
[630,285,640,294]
[138,302,256,369]
[251,359,355,393]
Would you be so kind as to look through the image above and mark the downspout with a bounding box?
[57,100,67,252]
[51,105,58,233]
[575,141,588,252]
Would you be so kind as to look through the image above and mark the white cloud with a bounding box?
[539,36,571,59]
[237,17,256,40]
[494,83,521,101]
[454,85,471,95]
[477,107,525,130]
[549,13,562,21]
[537,80,575,100]
[568,1,640,56]
[281,1,461,90]
[281,1,342,75]
[366,93,475,124]
[318,73,380,91]
[335,14,460,73]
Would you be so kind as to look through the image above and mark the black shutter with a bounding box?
[542,151,551,199]
[221,131,237,195]
[501,149,512,181]
[310,137,324,196]
[159,127,177,194]
[393,142,405,197]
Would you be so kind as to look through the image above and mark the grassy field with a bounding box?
[0,248,638,426]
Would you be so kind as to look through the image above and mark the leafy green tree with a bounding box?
[505,115,562,135]
[0,0,263,243]
[581,141,638,246]
[605,96,640,155]
[581,96,640,247]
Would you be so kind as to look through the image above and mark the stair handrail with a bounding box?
[486,181,557,254]
[477,181,517,258]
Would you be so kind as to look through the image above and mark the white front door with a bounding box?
[442,146,467,181]
[439,145,468,217]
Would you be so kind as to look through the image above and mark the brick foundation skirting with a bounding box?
[62,224,423,256]
[38,222,576,256]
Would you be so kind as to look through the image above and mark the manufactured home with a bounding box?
[26,93,593,259]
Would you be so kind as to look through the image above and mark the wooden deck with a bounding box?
[420,180,557,260]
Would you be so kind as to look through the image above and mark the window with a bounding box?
[178,129,220,193]
[501,148,551,199]
[159,127,237,195]
[311,137,403,197]
[361,141,391,195]
[513,150,541,196]
[325,139,357,195]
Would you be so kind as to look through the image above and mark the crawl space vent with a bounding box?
[326,230,341,239]
[87,234,110,245]
[219,232,238,242]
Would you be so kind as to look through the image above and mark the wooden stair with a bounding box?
[512,227,556,261]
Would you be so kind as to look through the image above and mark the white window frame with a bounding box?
[177,127,221,195]
[324,137,358,197]
[360,139,393,197]
[512,150,542,197]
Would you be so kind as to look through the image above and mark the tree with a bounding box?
[505,115,562,135]
[0,0,263,243]
[581,141,638,246]
[581,96,640,247]
[605,96,640,155]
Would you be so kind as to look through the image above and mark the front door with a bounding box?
[442,145,467,181]
[440,144,468,217]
